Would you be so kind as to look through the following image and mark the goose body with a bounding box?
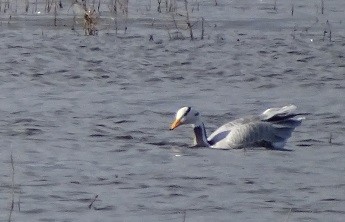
[170,105,304,149]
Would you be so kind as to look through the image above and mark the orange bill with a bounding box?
[170,119,182,130]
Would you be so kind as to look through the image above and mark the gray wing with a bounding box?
[207,115,260,145]
[207,105,304,149]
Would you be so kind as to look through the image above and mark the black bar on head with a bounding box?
[183,107,191,116]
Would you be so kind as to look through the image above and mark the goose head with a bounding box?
[170,107,201,130]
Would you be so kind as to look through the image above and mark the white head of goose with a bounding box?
[170,105,304,149]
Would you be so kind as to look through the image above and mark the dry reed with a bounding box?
[284,208,292,222]
[8,153,15,222]
[84,9,98,35]
[88,194,99,209]
[182,210,186,222]
[184,0,194,40]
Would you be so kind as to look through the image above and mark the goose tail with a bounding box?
[261,105,305,149]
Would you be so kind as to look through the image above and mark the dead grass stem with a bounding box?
[8,153,15,222]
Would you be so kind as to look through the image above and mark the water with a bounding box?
[0,0,345,221]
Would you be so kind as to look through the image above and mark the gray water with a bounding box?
[0,0,345,221]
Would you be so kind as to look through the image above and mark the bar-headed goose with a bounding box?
[170,105,304,149]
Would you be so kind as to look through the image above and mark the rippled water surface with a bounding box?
[1,0,345,221]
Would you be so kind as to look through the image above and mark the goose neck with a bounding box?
[192,122,210,147]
